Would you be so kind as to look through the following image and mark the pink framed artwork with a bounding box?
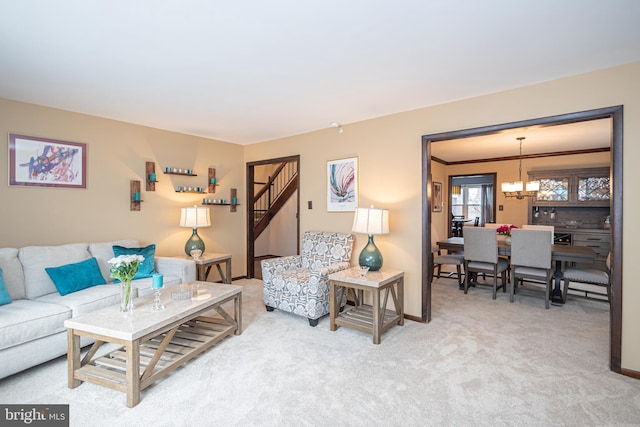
[8,133,87,189]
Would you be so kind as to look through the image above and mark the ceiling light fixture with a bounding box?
[330,121,344,134]
[501,137,540,200]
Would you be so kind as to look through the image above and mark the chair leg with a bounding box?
[545,273,551,309]
[510,271,516,303]
[265,305,275,312]
[308,318,319,327]
[562,278,570,304]
[463,261,469,294]
[492,266,497,300]
[436,264,442,278]
[502,270,507,293]
[456,264,463,289]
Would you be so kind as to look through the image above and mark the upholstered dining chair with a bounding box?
[431,223,464,287]
[463,227,508,299]
[510,229,553,309]
[562,253,611,303]
[261,231,354,326]
[522,224,555,244]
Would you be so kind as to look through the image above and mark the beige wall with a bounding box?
[0,98,246,281]
[245,62,640,372]
[2,61,638,372]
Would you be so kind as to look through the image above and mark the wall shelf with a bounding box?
[146,161,158,191]
[208,167,217,194]
[202,188,239,212]
[130,180,142,211]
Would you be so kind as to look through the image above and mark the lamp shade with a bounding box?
[351,207,389,235]
[179,206,211,229]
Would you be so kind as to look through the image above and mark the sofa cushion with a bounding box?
[89,240,139,284]
[0,248,25,300]
[45,257,107,296]
[0,269,11,306]
[20,243,91,299]
[35,284,123,317]
[112,244,156,280]
[0,299,71,350]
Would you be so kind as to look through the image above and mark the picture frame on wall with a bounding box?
[433,181,443,212]
[8,133,87,189]
[327,156,358,212]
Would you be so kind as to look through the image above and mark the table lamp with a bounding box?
[351,206,389,271]
[179,205,211,257]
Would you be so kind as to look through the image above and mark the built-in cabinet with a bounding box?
[527,167,611,270]
[528,167,610,207]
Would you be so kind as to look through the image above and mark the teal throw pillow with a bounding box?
[112,244,156,280]
[45,257,107,296]
[0,268,12,306]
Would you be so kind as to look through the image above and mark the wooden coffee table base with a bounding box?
[66,284,241,407]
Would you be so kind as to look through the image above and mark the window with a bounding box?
[449,174,496,236]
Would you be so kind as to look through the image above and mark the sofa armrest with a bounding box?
[155,257,196,283]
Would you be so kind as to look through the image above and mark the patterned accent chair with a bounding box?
[261,231,354,326]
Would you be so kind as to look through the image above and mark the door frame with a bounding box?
[246,155,300,278]
[421,105,623,373]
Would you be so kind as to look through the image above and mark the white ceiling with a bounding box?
[1,1,639,145]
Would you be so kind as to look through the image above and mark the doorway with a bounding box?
[246,155,300,278]
[421,106,623,373]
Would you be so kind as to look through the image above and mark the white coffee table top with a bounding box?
[64,281,241,341]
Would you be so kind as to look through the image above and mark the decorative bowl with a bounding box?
[562,220,582,229]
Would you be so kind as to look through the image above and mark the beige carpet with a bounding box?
[1,277,639,426]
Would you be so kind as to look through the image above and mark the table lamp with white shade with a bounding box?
[351,206,389,271]
[179,205,211,257]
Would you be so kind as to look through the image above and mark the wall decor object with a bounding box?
[433,181,443,212]
[146,161,157,191]
[130,180,142,211]
[327,156,358,212]
[8,133,86,188]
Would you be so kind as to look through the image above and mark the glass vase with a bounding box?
[120,280,134,313]
[504,236,512,245]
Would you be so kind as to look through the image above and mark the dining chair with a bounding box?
[562,253,611,303]
[510,229,553,309]
[522,224,555,244]
[431,223,464,287]
[463,227,508,299]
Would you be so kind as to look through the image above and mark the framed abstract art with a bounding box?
[327,156,358,212]
[8,133,87,189]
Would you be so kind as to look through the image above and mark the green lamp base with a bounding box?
[184,228,205,256]
[358,235,383,271]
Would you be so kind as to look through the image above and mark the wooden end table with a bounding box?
[177,253,232,283]
[328,268,404,344]
[65,281,241,407]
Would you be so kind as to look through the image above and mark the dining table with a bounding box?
[436,236,596,305]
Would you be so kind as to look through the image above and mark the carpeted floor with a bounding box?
[1,277,639,426]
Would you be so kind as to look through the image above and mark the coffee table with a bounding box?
[65,281,242,407]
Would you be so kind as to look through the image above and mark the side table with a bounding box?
[177,253,232,284]
[328,268,404,344]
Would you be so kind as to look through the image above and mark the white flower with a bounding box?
[108,254,145,283]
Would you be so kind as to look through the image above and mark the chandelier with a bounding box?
[501,137,540,199]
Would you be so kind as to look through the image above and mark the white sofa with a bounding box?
[0,239,196,379]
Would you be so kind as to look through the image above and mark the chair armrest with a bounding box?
[311,261,351,279]
[155,257,196,283]
[261,255,302,282]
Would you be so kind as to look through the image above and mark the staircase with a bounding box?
[253,161,298,238]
